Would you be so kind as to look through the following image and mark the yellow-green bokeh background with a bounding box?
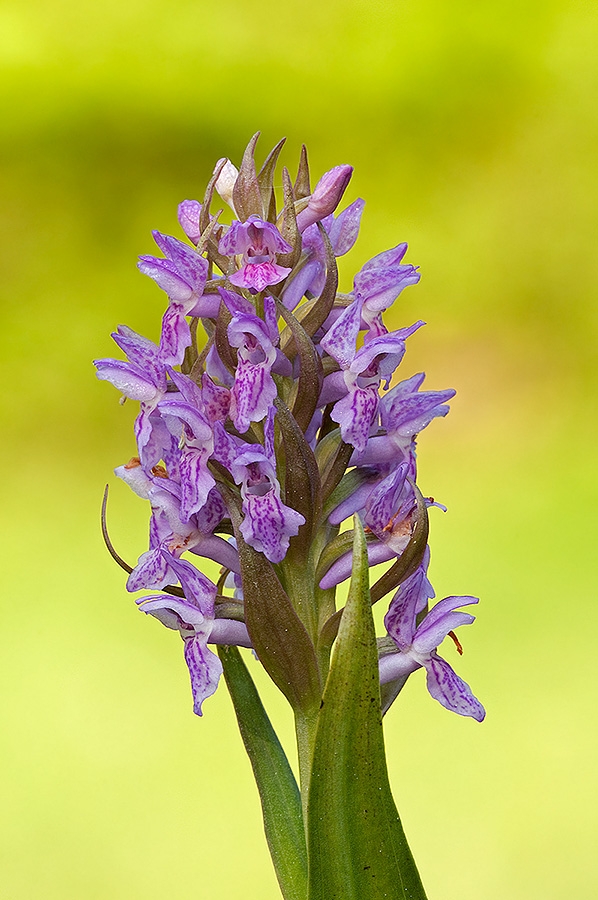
[1,1,596,897]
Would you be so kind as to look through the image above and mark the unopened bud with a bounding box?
[296,164,353,232]
[214,158,239,214]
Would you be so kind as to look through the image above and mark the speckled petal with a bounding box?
[424,655,485,721]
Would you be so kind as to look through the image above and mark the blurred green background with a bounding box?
[1,0,596,897]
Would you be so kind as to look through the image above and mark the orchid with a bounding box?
[95,134,483,900]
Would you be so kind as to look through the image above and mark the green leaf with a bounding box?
[257,137,286,224]
[219,645,308,900]
[221,486,322,713]
[233,132,263,221]
[307,519,428,900]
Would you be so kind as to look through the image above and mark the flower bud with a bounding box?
[296,164,353,232]
[214,158,239,213]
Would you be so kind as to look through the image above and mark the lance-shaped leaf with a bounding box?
[277,167,302,271]
[276,301,323,432]
[222,486,321,711]
[214,298,237,376]
[258,137,286,224]
[297,222,338,338]
[232,132,263,222]
[294,143,311,200]
[274,397,322,550]
[218,645,308,900]
[307,519,428,900]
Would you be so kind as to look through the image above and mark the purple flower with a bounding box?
[116,460,240,591]
[321,298,425,452]
[380,558,485,721]
[284,199,365,308]
[229,411,305,563]
[354,244,420,331]
[354,373,456,477]
[225,294,279,433]
[219,215,292,292]
[138,231,209,366]
[136,554,224,715]
[296,164,353,232]
[94,326,177,468]
[320,466,415,590]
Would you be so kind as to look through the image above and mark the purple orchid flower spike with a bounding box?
[219,215,292,292]
[138,231,210,366]
[380,559,485,721]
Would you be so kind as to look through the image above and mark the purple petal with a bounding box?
[137,257,194,303]
[162,552,217,618]
[413,596,479,654]
[328,198,365,256]
[136,594,207,631]
[158,304,192,367]
[200,374,231,424]
[127,546,177,591]
[320,297,363,369]
[229,261,291,292]
[330,384,379,453]
[230,357,277,434]
[424,655,485,721]
[240,489,305,563]
[94,359,161,403]
[361,243,408,271]
[364,464,409,537]
[280,257,322,311]
[178,446,216,521]
[178,199,202,244]
[183,633,223,716]
[151,231,208,295]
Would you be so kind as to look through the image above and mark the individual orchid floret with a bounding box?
[354,244,420,330]
[283,199,365,309]
[116,460,240,591]
[157,397,216,521]
[136,553,223,716]
[94,326,177,468]
[380,558,485,721]
[356,373,456,476]
[296,165,353,232]
[320,466,416,590]
[138,231,209,366]
[219,215,292,292]
[321,301,425,452]
[225,298,279,433]
[229,411,305,563]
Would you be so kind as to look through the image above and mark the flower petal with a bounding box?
[424,655,485,721]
